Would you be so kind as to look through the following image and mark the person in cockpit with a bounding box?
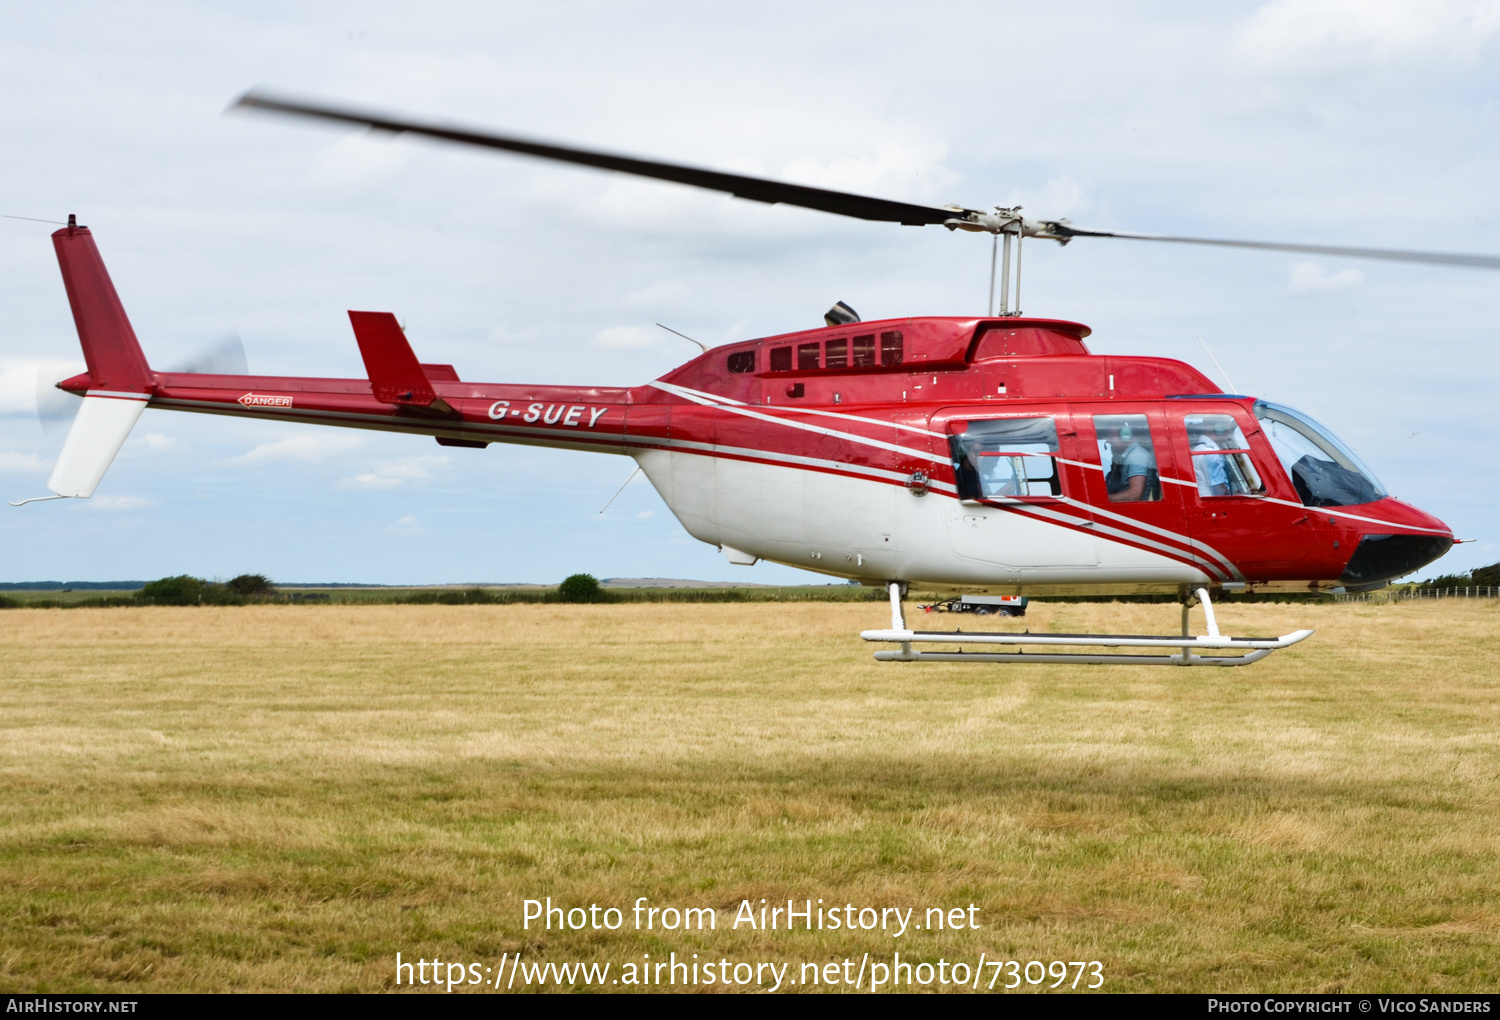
[1104,421,1154,501]
[1192,430,1231,497]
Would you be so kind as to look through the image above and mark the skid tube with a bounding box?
[862,585,1313,667]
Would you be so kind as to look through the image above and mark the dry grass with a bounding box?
[1,598,1498,992]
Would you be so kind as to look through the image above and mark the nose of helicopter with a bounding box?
[1337,498,1454,590]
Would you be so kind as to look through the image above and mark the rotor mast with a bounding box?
[947,207,1077,316]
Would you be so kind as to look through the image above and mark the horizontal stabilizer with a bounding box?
[348,311,451,410]
[47,393,149,498]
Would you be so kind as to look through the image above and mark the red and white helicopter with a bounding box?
[16,92,1482,666]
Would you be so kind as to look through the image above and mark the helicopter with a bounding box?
[13,91,1482,667]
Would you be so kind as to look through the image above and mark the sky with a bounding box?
[1,0,1496,585]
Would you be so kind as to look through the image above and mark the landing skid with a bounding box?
[862,585,1312,667]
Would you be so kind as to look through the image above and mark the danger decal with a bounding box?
[238,393,293,408]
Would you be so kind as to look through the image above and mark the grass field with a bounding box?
[1,598,1498,993]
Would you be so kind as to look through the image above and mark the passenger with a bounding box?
[978,452,1024,497]
[1104,422,1153,502]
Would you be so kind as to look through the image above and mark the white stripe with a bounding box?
[1070,496,1240,576]
[656,383,748,407]
[986,497,1229,580]
[1044,456,1235,572]
[666,437,958,494]
[1260,495,1449,534]
[85,389,151,401]
[648,381,950,466]
[652,381,947,439]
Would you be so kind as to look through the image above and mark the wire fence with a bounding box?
[1334,586,1500,604]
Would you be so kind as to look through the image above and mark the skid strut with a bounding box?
[863,586,1312,667]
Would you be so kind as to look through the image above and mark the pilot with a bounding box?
[1192,429,1230,497]
[1105,422,1153,501]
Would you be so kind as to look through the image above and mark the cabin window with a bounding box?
[1093,414,1162,502]
[825,338,848,369]
[1184,413,1263,497]
[950,417,1061,500]
[1255,401,1386,507]
[769,346,792,372]
[727,350,755,374]
[852,335,876,367]
[797,343,820,370]
[880,330,903,366]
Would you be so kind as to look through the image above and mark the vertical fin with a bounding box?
[16,221,155,503]
[51,222,153,393]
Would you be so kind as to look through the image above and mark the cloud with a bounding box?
[775,142,959,205]
[594,325,662,350]
[1238,0,1500,67]
[1288,262,1364,294]
[634,510,655,519]
[1031,177,1091,218]
[489,324,541,345]
[385,514,427,534]
[335,455,452,490]
[229,434,366,464]
[139,433,175,449]
[307,132,415,191]
[0,451,49,474]
[718,318,753,345]
[88,495,155,511]
[624,282,688,308]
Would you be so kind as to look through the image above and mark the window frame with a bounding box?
[1092,412,1164,503]
[1182,412,1266,499]
[947,415,1066,503]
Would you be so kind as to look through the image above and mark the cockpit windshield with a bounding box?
[1254,401,1387,508]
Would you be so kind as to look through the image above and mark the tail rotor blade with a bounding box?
[36,363,85,438]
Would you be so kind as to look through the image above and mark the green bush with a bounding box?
[227,574,276,597]
[557,573,607,603]
[138,575,204,606]
[137,575,244,606]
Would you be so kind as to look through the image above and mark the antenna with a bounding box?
[656,323,707,353]
[1198,336,1237,393]
[3,214,68,226]
[598,466,642,514]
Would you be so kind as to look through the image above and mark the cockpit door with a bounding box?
[1075,405,1209,583]
[937,408,1100,579]
[1174,402,1323,577]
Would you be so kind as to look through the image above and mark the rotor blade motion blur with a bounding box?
[167,332,248,375]
[1043,225,1500,270]
[232,91,964,226]
[233,89,1500,270]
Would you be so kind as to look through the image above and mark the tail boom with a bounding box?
[139,372,639,454]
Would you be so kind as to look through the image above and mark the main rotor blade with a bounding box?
[232,91,963,226]
[1049,225,1500,270]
